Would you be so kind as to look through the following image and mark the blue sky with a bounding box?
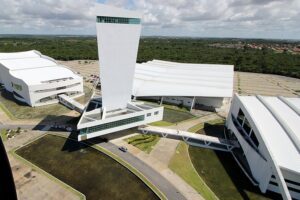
[0,0,299,40]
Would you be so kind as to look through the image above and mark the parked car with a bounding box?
[119,146,128,152]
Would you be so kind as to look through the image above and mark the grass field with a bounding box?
[188,123,281,200]
[149,107,195,127]
[188,119,225,133]
[163,108,195,123]
[16,134,159,200]
[126,134,160,154]
[189,146,281,200]
[169,142,218,200]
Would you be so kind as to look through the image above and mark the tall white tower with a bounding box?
[96,5,142,111]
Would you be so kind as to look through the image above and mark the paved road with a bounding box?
[98,142,186,200]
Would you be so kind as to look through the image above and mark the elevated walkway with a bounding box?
[138,125,239,152]
[58,94,85,113]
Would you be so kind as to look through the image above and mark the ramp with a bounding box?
[58,94,85,113]
[139,125,239,152]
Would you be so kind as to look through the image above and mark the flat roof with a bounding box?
[10,66,80,85]
[133,60,234,98]
[238,95,300,174]
[94,4,142,19]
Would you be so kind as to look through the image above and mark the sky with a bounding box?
[0,0,299,40]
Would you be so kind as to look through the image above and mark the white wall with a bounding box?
[78,106,163,141]
[227,96,273,192]
[96,21,141,111]
[28,77,83,106]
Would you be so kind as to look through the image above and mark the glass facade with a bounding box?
[96,16,141,24]
[233,109,260,149]
[80,115,145,135]
[11,82,22,91]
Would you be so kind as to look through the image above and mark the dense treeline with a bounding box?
[0,36,299,78]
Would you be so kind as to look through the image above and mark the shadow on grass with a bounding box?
[31,115,80,131]
[60,128,139,153]
[200,123,225,138]
[192,123,281,200]
[214,151,281,200]
[60,132,90,152]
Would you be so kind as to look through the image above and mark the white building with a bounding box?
[226,94,300,199]
[133,60,234,110]
[0,50,84,107]
[77,5,163,141]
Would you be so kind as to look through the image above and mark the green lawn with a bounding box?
[188,124,281,200]
[126,134,160,154]
[0,86,91,120]
[149,121,174,127]
[150,108,195,126]
[188,119,225,133]
[169,142,218,200]
[16,134,160,200]
[163,108,195,123]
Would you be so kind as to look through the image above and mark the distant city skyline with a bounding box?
[0,0,299,40]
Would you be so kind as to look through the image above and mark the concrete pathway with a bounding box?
[150,138,180,165]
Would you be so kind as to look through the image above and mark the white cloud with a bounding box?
[0,0,299,39]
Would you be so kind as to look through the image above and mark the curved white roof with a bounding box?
[0,57,57,71]
[0,50,41,60]
[10,66,80,85]
[238,95,300,173]
[0,50,80,86]
[133,60,234,98]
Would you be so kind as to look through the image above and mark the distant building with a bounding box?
[226,94,300,199]
[133,60,233,111]
[0,50,84,106]
[77,5,163,141]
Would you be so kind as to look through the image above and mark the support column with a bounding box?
[160,96,164,105]
[190,96,196,112]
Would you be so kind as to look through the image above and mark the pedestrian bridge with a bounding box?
[58,94,85,113]
[138,125,239,152]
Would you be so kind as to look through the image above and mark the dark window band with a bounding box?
[97,16,141,24]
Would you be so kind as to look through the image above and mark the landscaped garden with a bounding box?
[15,134,160,200]
[126,134,160,153]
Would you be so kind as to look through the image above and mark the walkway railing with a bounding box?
[138,125,239,152]
[58,94,85,113]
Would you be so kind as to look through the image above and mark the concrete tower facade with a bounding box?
[96,5,142,111]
